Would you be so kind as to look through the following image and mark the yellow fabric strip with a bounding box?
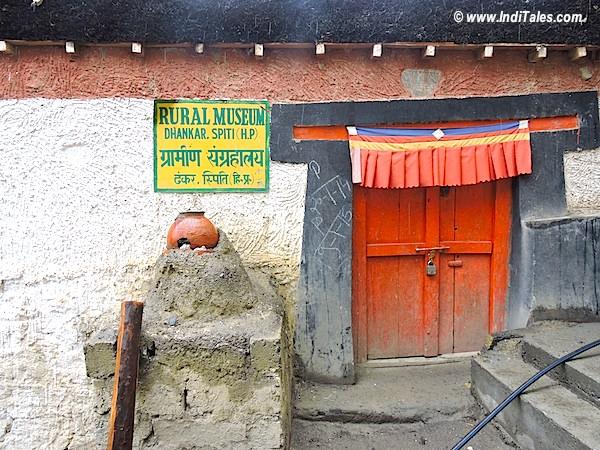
[349,132,530,152]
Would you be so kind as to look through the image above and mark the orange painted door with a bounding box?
[352,180,511,360]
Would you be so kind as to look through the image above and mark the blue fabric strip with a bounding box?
[355,121,520,137]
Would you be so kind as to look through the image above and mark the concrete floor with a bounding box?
[291,359,518,450]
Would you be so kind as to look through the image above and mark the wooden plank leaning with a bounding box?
[107,300,144,450]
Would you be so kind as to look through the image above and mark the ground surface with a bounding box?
[291,359,517,450]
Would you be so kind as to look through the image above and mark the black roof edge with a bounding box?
[0,0,599,46]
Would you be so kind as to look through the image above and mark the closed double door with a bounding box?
[352,180,511,360]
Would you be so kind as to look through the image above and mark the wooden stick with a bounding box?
[569,46,587,61]
[422,44,436,58]
[131,42,143,55]
[528,45,547,63]
[477,45,494,60]
[107,301,144,450]
[0,41,15,54]
[372,43,382,58]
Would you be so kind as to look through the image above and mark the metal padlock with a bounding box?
[426,260,437,276]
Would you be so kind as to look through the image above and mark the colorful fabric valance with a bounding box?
[347,121,532,189]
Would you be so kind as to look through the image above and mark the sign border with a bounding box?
[153,98,271,193]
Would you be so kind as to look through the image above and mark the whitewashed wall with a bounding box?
[564,147,600,213]
[563,101,600,213]
[0,98,307,449]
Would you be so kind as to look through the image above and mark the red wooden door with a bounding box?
[352,180,511,361]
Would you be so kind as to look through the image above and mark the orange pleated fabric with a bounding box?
[350,125,532,189]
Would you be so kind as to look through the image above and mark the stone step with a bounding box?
[290,418,516,450]
[294,361,477,424]
[521,322,600,407]
[472,340,600,450]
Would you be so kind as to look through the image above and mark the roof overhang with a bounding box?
[0,0,599,46]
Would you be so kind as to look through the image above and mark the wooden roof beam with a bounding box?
[131,42,143,55]
[422,45,436,58]
[569,46,587,61]
[528,45,547,63]
[0,41,15,55]
[372,43,383,58]
[477,45,494,60]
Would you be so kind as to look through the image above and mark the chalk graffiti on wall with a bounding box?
[307,160,352,273]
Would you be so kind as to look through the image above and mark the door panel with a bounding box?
[453,183,495,241]
[353,180,512,361]
[367,256,424,358]
[453,254,491,352]
[365,188,428,359]
[438,252,455,355]
[366,189,401,242]
[439,183,495,354]
[439,187,456,242]
[366,188,426,244]
[367,257,401,358]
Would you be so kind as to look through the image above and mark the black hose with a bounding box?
[451,337,600,450]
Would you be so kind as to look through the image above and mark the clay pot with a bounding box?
[166,211,219,249]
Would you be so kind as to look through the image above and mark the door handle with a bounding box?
[448,260,463,267]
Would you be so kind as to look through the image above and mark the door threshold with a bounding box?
[359,351,479,368]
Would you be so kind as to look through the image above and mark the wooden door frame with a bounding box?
[489,179,512,334]
[352,186,369,363]
[352,181,512,363]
